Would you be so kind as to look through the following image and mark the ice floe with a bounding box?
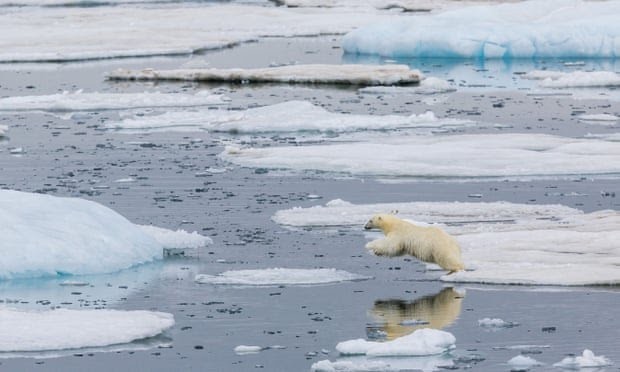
[478,318,519,329]
[507,355,542,371]
[273,199,620,286]
[578,114,619,124]
[312,356,454,372]
[0,5,401,63]
[107,64,421,85]
[194,268,370,286]
[357,77,456,95]
[221,133,620,180]
[0,124,7,137]
[276,0,495,12]
[106,101,471,134]
[336,328,455,357]
[0,91,229,112]
[524,70,620,88]
[553,349,612,369]
[343,0,620,59]
[0,308,174,354]
[0,190,211,280]
[234,345,263,355]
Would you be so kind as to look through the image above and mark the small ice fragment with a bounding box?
[478,318,519,328]
[553,349,612,369]
[234,345,263,354]
[508,355,542,371]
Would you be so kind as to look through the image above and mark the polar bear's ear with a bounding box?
[389,209,399,215]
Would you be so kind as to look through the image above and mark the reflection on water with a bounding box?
[368,287,464,341]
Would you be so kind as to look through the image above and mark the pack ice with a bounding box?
[0,190,211,280]
[343,0,620,59]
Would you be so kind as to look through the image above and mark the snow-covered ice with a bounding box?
[221,133,620,180]
[0,308,174,354]
[0,190,211,280]
[524,70,620,88]
[107,64,421,85]
[578,113,619,124]
[0,5,403,62]
[273,199,620,286]
[194,268,370,286]
[336,328,455,357]
[343,0,620,59]
[553,349,612,369]
[358,77,456,95]
[507,355,542,371]
[478,318,519,328]
[107,101,471,134]
[0,91,229,112]
[312,355,454,372]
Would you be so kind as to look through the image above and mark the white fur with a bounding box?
[365,214,464,273]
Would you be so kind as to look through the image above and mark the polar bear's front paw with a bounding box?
[366,240,384,256]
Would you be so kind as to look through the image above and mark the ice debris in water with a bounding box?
[195,268,371,286]
[524,70,620,88]
[553,349,612,369]
[507,355,543,371]
[0,190,211,279]
[343,0,620,59]
[0,308,174,353]
[336,329,456,357]
[478,318,519,328]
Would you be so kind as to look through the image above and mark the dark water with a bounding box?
[1,37,619,371]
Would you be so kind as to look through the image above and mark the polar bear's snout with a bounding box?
[364,220,374,230]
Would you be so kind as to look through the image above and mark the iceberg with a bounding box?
[106,101,471,134]
[220,133,620,180]
[195,268,371,286]
[0,308,174,354]
[0,190,211,280]
[272,200,620,286]
[0,5,399,62]
[342,0,620,59]
[0,91,229,112]
[107,64,421,85]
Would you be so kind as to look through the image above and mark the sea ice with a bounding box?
[234,345,263,354]
[524,70,620,88]
[273,199,620,286]
[478,318,519,328]
[107,64,421,85]
[0,5,401,63]
[311,359,394,372]
[553,349,612,369]
[106,101,471,134]
[507,355,542,371]
[343,0,620,59]
[0,91,229,112]
[0,124,7,137]
[0,308,174,353]
[358,77,456,95]
[194,268,371,286]
[220,133,620,180]
[276,0,498,12]
[336,328,455,357]
[578,113,619,124]
[0,190,211,279]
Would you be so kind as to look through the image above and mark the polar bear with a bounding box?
[364,214,464,274]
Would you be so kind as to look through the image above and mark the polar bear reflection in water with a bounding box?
[368,287,464,341]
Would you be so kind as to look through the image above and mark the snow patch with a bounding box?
[108,64,421,85]
[107,101,471,134]
[0,308,174,354]
[343,0,620,59]
[194,268,370,286]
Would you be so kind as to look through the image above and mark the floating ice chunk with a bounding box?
[358,77,455,95]
[0,124,7,137]
[0,5,401,62]
[0,308,174,354]
[107,101,471,134]
[553,349,612,369]
[273,200,620,286]
[311,359,395,372]
[0,190,211,279]
[478,318,519,328]
[221,133,620,180]
[139,225,213,249]
[0,91,228,112]
[578,114,619,124]
[343,0,620,59]
[108,64,421,86]
[524,70,620,88]
[234,345,263,355]
[336,329,455,357]
[194,268,370,286]
[507,355,542,371]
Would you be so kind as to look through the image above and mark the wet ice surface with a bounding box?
[1,37,620,372]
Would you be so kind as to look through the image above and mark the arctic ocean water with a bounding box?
[1,19,620,372]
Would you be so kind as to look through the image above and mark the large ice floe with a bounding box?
[523,70,620,88]
[0,91,229,112]
[0,190,211,280]
[312,329,455,372]
[0,308,174,357]
[342,0,620,59]
[273,199,620,286]
[194,268,370,286]
[221,133,620,181]
[107,64,421,85]
[0,5,400,62]
[106,101,471,134]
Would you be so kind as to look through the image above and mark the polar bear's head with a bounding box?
[364,213,398,231]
